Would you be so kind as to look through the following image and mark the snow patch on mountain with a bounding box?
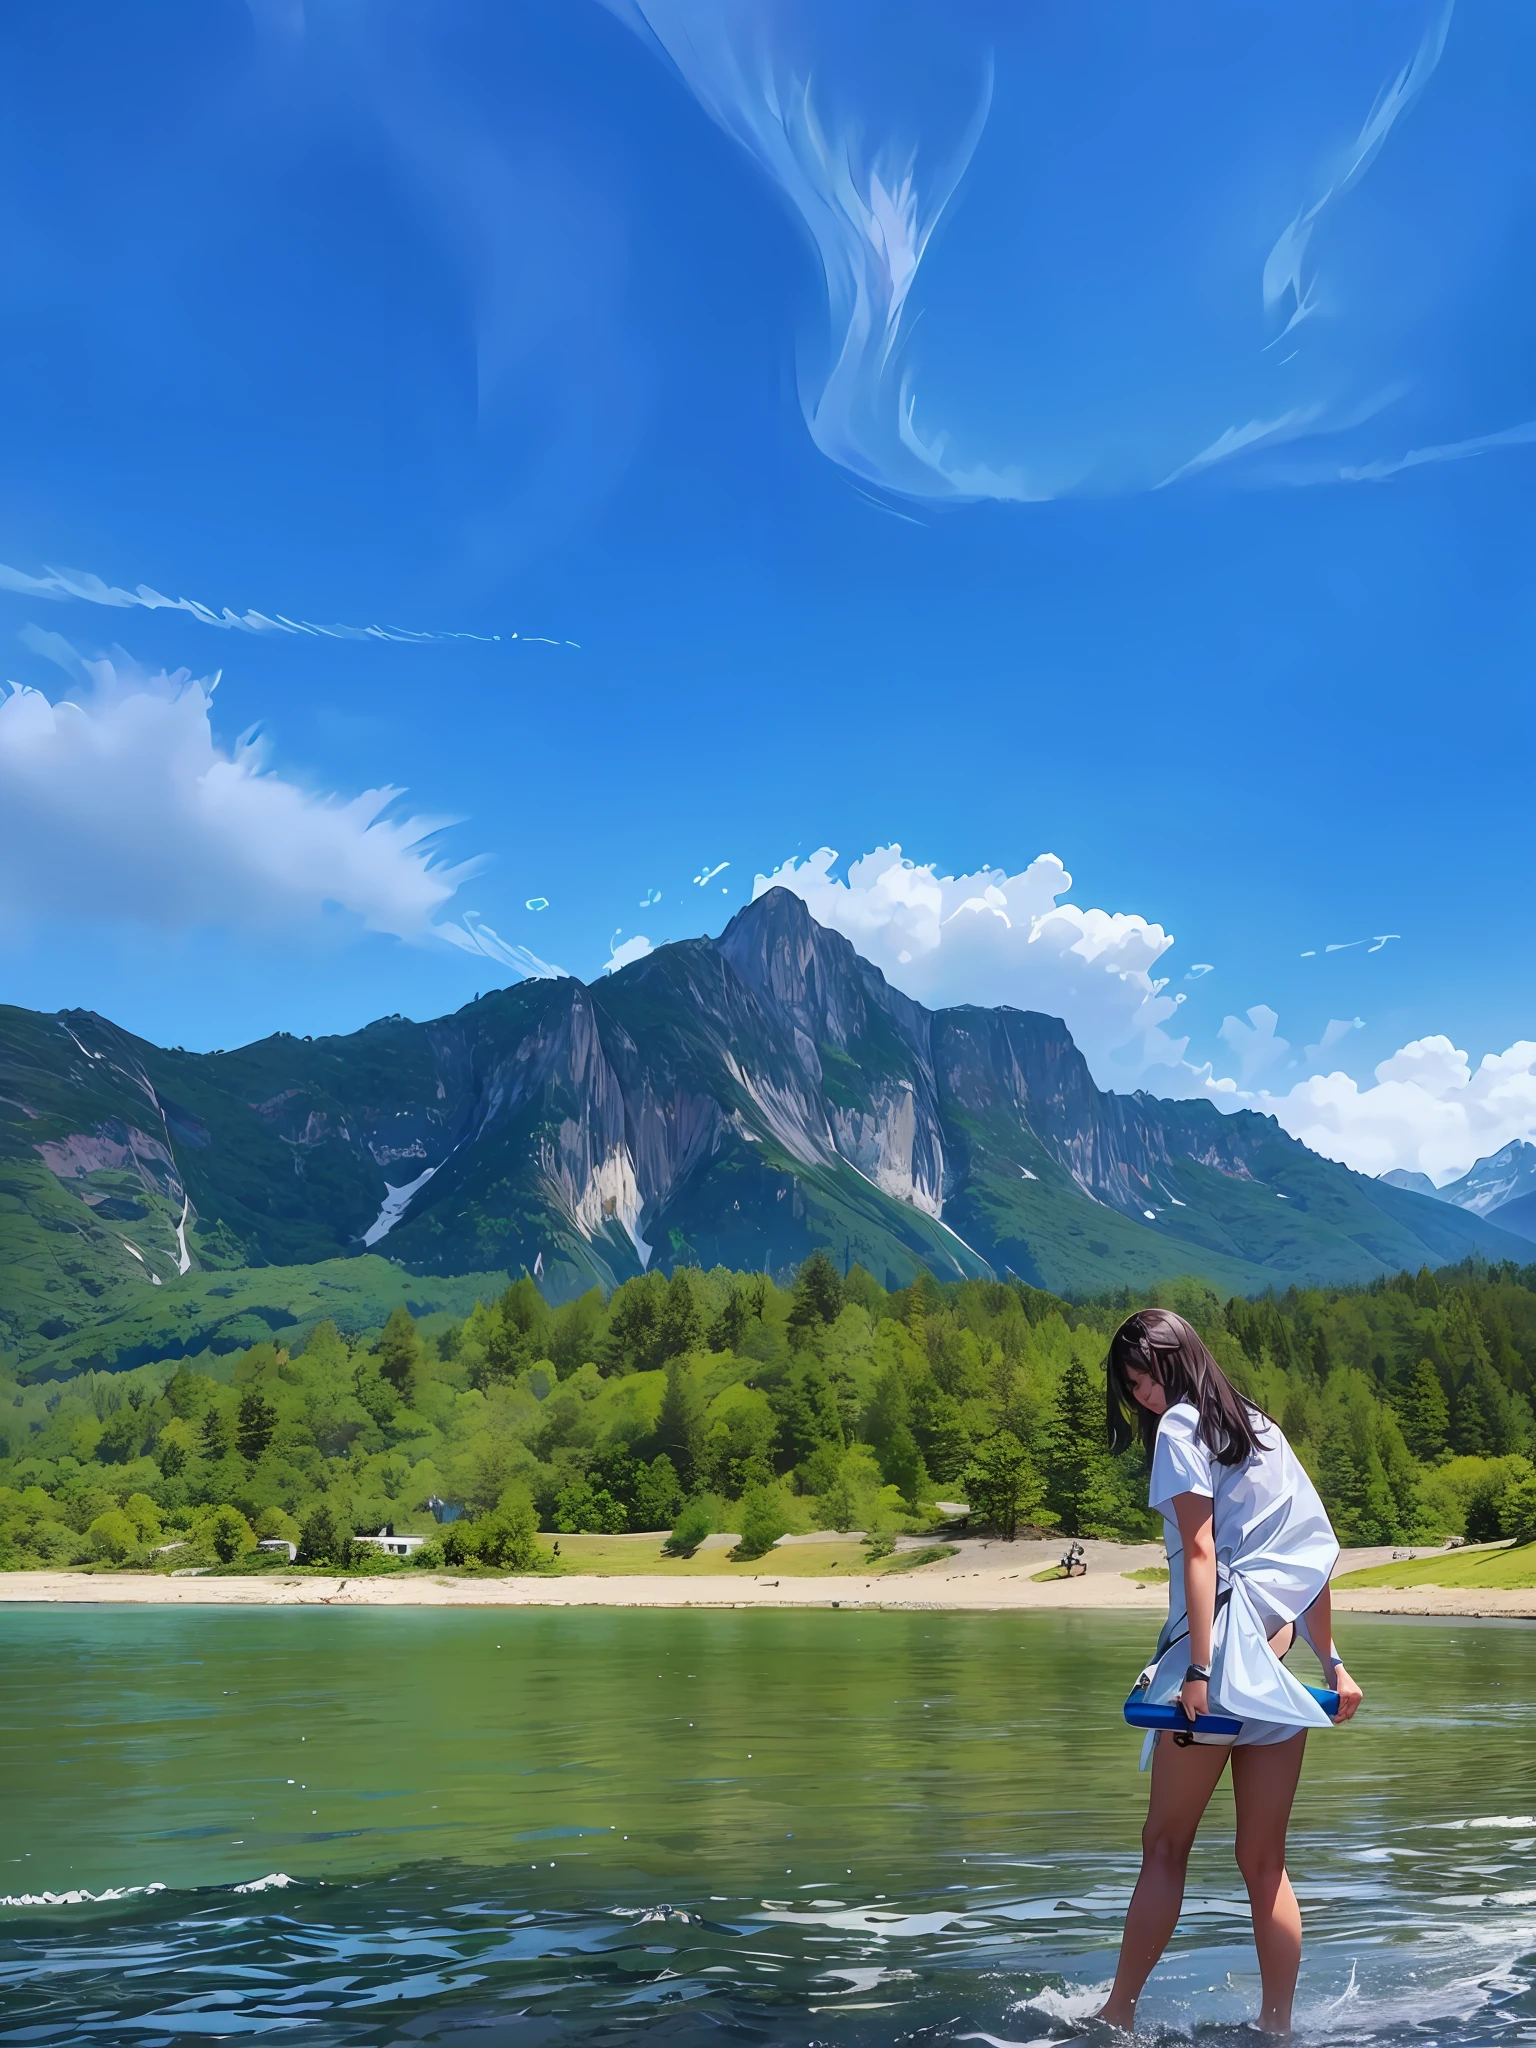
[362,1164,439,1246]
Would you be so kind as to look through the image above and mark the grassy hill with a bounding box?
[9,1255,510,1382]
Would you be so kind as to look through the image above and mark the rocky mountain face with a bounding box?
[3,889,1530,1360]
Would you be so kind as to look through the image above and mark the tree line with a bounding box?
[2,1251,1535,1571]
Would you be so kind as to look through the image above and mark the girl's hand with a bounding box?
[1331,1664,1363,1723]
[1177,1677,1209,1721]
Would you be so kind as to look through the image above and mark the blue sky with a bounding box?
[0,0,1532,1183]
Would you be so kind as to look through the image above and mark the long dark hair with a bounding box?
[1105,1308,1271,1466]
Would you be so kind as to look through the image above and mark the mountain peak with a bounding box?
[718,886,825,971]
[1437,1138,1536,1218]
[718,887,926,1062]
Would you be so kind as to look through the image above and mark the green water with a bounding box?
[2,1606,1535,2043]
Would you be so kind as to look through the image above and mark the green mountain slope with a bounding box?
[3,890,1529,1370]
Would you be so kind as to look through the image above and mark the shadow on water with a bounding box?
[1,1607,1534,2043]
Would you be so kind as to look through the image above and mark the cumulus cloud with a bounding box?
[754,842,1530,1186]
[1232,1038,1536,1186]
[754,845,1188,1087]
[0,658,495,950]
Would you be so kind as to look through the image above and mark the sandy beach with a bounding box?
[3,1535,1531,1618]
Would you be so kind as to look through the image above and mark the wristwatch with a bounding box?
[1185,1662,1213,1683]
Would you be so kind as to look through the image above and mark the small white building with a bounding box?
[257,1538,297,1561]
[354,1528,428,1559]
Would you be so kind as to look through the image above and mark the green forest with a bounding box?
[3,1252,1536,1573]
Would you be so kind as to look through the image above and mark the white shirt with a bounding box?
[1138,1399,1340,1749]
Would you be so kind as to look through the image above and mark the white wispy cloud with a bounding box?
[613,1,1524,504]
[0,560,576,648]
[1158,406,1326,488]
[754,844,1189,1088]
[1262,2,1454,342]
[0,658,532,961]
[602,0,1000,503]
[1337,419,1536,483]
[439,912,565,979]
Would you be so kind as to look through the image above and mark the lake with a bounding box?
[2,1605,1534,2043]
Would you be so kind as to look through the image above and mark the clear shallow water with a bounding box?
[1,1607,1534,2044]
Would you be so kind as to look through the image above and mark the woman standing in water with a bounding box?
[1096,1310,1364,2036]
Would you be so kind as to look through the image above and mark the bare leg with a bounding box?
[1231,1733,1307,2034]
[1097,1736,1230,2029]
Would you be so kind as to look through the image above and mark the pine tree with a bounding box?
[200,1406,230,1459]
[878,1424,928,1510]
[658,1270,703,1362]
[787,1249,844,1343]
[500,1276,550,1348]
[862,1362,911,1453]
[1377,1406,1424,1538]
[1397,1358,1449,1460]
[297,1501,347,1567]
[782,1359,843,1468]
[1043,1355,1117,1536]
[1227,1299,1263,1365]
[1317,1374,1402,1543]
[654,1358,706,1489]
[163,1367,202,1418]
[235,1386,276,1462]
[733,1483,790,1560]
[708,1286,751,1354]
[1451,1358,1515,1456]
[376,1306,421,1403]
[603,1274,665,1373]
[632,1454,684,1532]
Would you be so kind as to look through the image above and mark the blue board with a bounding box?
[1124,1684,1339,1737]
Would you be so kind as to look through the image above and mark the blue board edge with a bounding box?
[1124,1684,1340,1735]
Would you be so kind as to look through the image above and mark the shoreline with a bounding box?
[3,1535,1532,1619]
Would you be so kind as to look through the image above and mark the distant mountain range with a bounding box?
[3,889,1530,1370]
[1381,1140,1536,1243]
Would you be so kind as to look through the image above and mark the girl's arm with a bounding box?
[1301,1581,1364,1722]
[1171,1492,1216,1718]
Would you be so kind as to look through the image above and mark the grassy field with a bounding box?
[1121,1566,1169,1584]
[60,1535,925,1582]
[1333,1541,1536,1590]
[542,1533,885,1577]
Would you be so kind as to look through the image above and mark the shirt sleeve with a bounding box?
[1149,1405,1215,1513]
